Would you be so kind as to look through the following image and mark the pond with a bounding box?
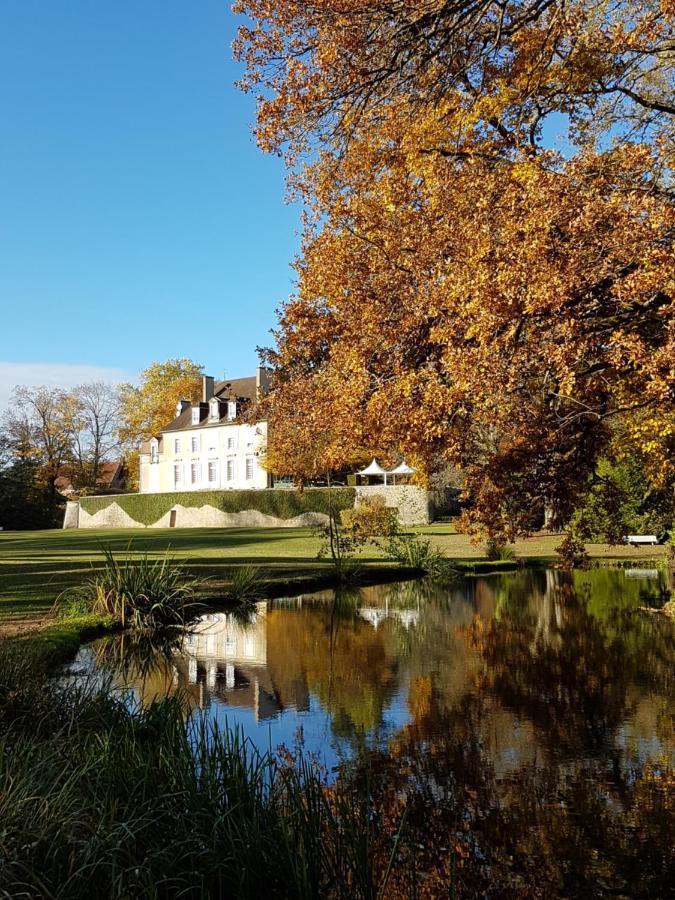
[68,567,674,897]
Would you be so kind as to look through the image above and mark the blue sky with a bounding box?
[0,0,300,408]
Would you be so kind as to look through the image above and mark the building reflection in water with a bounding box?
[177,604,293,720]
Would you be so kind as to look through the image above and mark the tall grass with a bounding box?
[0,644,402,900]
[224,564,265,603]
[60,546,202,629]
[383,534,457,581]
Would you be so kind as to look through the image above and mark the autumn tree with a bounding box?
[0,434,52,529]
[2,386,74,521]
[119,358,203,486]
[235,0,675,537]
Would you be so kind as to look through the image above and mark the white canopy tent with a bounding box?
[388,460,417,484]
[356,458,389,485]
[356,458,417,485]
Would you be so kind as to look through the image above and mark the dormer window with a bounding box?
[191,407,200,425]
[209,398,220,421]
[227,401,237,420]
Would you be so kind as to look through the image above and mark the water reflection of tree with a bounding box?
[266,596,401,740]
[266,581,482,744]
[476,573,675,756]
[348,576,675,897]
[361,705,674,897]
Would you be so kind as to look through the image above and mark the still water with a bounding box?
[70,568,674,896]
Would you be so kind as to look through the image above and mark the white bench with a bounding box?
[626,535,658,546]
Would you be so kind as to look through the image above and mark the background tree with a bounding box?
[0,438,54,531]
[2,386,74,524]
[237,0,674,538]
[119,358,203,487]
[66,382,121,492]
[0,434,52,530]
[572,447,675,543]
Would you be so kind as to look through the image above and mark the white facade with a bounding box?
[140,421,268,494]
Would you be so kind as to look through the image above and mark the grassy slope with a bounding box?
[0,524,666,618]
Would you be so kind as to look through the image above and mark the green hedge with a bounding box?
[80,488,356,527]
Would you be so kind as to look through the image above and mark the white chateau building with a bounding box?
[139,369,271,494]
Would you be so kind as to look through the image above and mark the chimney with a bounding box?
[256,367,270,397]
[175,399,190,417]
[202,375,215,402]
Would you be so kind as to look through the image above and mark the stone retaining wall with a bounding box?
[77,501,330,530]
[63,501,80,529]
[354,485,433,526]
[69,485,434,530]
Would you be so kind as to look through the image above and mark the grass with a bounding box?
[414,523,669,562]
[60,546,203,629]
[14,614,118,669]
[0,641,393,900]
[0,527,327,619]
[0,524,667,620]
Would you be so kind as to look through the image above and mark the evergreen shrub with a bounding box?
[341,494,399,537]
[80,488,356,527]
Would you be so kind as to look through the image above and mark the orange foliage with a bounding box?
[236,0,674,536]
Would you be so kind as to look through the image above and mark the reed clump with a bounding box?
[59,546,201,629]
[224,564,265,604]
[383,533,457,581]
[0,643,397,900]
[484,538,516,561]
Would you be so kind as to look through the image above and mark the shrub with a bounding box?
[317,502,365,584]
[60,546,201,629]
[484,539,516,561]
[341,495,399,538]
[383,534,457,581]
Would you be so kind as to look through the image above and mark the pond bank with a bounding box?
[9,614,118,670]
[2,558,530,660]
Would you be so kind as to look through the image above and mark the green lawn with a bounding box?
[0,527,328,618]
[0,524,667,619]
[415,524,668,561]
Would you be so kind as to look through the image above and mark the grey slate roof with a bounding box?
[159,376,258,434]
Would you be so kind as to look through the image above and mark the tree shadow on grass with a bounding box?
[0,527,320,556]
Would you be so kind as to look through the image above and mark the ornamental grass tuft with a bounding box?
[59,545,202,629]
[383,533,457,581]
[224,564,266,604]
